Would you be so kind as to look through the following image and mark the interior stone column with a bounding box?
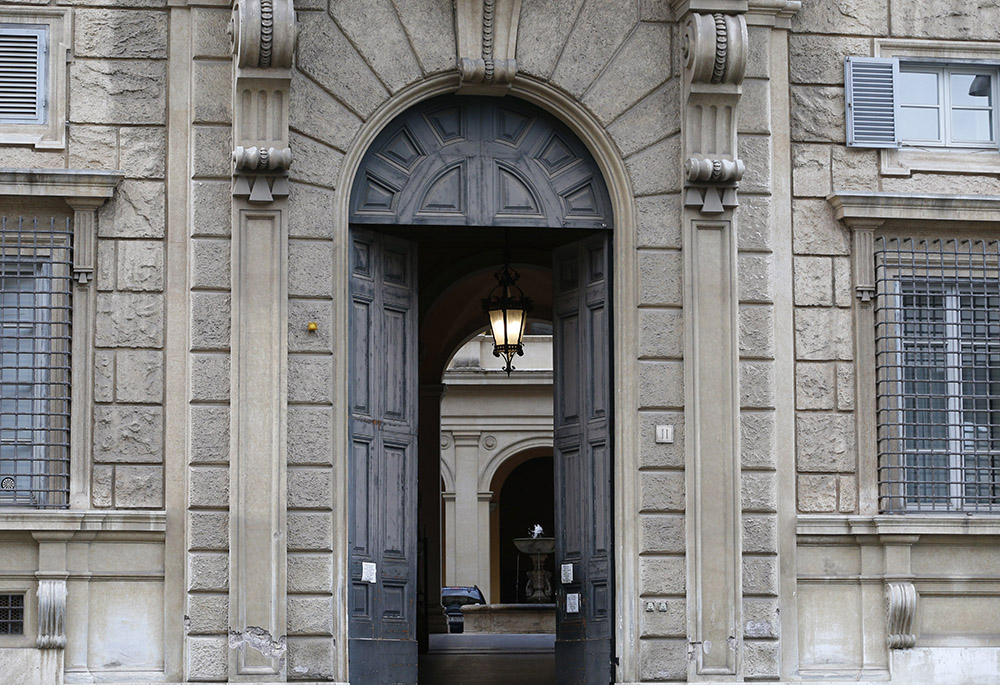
[452,431,484,588]
[476,489,493,601]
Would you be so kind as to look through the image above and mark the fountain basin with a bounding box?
[513,537,555,555]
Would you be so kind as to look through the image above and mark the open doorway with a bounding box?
[347,95,614,684]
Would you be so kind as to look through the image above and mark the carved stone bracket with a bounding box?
[36,577,67,650]
[233,145,292,203]
[683,12,747,85]
[849,222,883,302]
[456,0,522,93]
[680,10,748,215]
[64,197,106,286]
[230,0,296,69]
[230,0,296,202]
[686,157,745,184]
[886,581,917,649]
[684,184,739,214]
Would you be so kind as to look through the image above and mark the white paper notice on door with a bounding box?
[362,562,377,583]
[566,592,580,614]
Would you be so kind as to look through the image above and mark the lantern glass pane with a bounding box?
[488,308,507,346]
[505,308,526,346]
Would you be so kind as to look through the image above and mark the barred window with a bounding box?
[0,593,24,634]
[876,237,1000,513]
[0,216,71,509]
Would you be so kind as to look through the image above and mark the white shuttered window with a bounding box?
[0,24,46,125]
[846,57,999,150]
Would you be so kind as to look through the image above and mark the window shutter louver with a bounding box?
[845,56,899,148]
[0,27,45,123]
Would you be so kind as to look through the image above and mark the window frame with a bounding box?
[0,170,122,511]
[0,23,48,126]
[0,9,67,150]
[896,62,1000,148]
[828,191,1000,517]
[0,249,71,509]
[866,39,1000,176]
[876,262,1000,513]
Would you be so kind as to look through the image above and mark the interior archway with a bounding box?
[490,451,555,604]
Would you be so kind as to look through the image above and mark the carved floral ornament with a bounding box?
[229,0,297,70]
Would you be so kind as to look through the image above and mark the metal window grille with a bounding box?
[0,593,24,634]
[875,237,1000,513]
[0,215,71,509]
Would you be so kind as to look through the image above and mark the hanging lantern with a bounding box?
[482,242,532,376]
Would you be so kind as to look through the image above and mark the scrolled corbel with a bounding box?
[233,146,293,171]
[36,578,66,650]
[683,12,747,85]
[685,157,745,184]
[886,581,917,649]
[230,0,297,69]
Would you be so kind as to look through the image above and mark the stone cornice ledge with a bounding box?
[671,0,748,16]
[0,168,123,199]
[746,0,800,26]
[798,514,1000,537]
[0,510,166,533]
[828,191,1000,226]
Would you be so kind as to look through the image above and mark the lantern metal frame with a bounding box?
[482,236,533,376]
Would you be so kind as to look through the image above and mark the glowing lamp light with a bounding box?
[482,255,532,376]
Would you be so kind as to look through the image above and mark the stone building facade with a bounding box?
[0,0,998,683]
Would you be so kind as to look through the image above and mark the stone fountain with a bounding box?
[513,524,555,603]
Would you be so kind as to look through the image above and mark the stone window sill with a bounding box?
[881,147,1000,177]
[798,513,1000,538]
[0,509,166,534]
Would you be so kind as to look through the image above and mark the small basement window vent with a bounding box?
[0,25,47,124]
[0,593,24,634]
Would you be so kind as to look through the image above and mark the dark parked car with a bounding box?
[441,586,485,633]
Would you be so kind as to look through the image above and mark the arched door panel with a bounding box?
[351,96,612,229]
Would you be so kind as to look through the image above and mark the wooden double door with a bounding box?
[348,95,614,684]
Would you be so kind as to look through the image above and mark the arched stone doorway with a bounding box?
[347,94,613,684]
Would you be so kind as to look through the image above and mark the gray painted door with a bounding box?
[553,233,613,684]
[349,228,419,684]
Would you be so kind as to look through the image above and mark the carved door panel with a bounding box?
[350,96,611,230]
[553,233,613,684]
[349,228,419,684]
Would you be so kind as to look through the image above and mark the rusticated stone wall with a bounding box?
[77,7,169,511]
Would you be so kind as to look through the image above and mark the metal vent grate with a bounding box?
[0,26,46,123]
[0,593,24,634]
[0,216,72,509]
[875,237,1000,513]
